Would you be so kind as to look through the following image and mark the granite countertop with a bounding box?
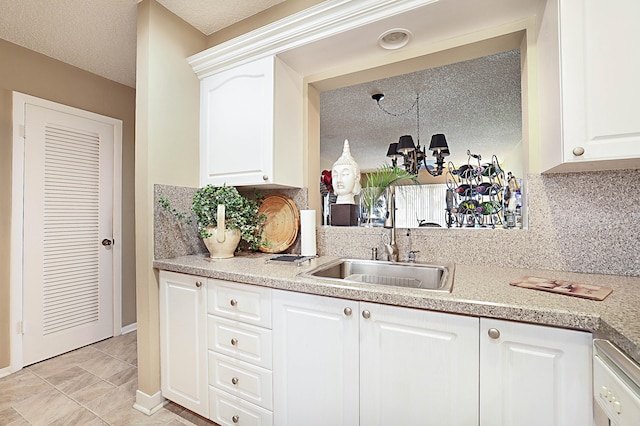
[153,253,640,365]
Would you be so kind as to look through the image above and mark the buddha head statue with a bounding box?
[331,139,361,204]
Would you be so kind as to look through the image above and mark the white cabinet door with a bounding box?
[272,290,359,426]
[560,0,640,164]
[540,0,640,172]
[359,302,479,426]
[159,271,209,417]
[479,318,592,426]
[200,56,274,187]
[199,55,302,187]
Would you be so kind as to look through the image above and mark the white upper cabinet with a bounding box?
[199,55,302,188]
[539,0,640,172]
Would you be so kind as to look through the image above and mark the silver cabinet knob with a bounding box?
[101,238,112,246]
[231,377,239,385]
[230,299,238,307]
[262,175,269,181]
[362,310,371,319]
[344,307,352,316]
[488,328,501,339]
[195,281,203,288]
[231,338,238,346]
[572,146,585,156]
[232,415,240,423]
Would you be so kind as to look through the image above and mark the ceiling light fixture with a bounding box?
[373,93,450,176]
[377,28,412,50]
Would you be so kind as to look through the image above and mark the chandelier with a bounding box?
[373,93,450,176]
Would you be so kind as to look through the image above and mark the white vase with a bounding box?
[203,226,241,259]
[201,204,241,259]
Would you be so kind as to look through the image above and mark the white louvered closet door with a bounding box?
[22,104,114,366]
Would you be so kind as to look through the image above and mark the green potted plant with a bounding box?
[361,165,417,226]
[159,184,265,258]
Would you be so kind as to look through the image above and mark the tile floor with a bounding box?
[0,331,214,426]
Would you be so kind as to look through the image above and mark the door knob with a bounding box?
[101,239,113,246]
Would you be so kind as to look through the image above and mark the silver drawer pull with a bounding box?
[344,307,352,316]
[231,338,238,346]
[362,310,371,319]
[231,377,239,385]
[195,281,203,288]
[230,299,238,307]
[232,415,240,423]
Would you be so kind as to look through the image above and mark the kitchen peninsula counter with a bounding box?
[154,253,640,365]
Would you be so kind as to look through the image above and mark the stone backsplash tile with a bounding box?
[318,170,640,277]
[154,169,639,276]
[154,184,308,260]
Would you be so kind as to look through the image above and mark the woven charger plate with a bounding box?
[258,194,300,253]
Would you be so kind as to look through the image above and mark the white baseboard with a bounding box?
[0,366,12,379]
[121,322,137,335]
[133,389,166,416]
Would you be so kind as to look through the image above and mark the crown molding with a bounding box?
[187,0,439,79]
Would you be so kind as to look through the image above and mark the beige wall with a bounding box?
[205,0,325,48]
[0,38,136,369]
[135,0,205,397]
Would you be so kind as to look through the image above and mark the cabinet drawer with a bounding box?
[208,315,273,369]
[209,387,273,426]
[208,278,272,328]
[209,351,273,410]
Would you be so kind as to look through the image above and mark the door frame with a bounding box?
[9,92,122,373]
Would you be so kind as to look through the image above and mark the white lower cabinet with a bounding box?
[160,272,593,426]
[480,318,593,426]
[159,271,209,417]
[208,278,273,426]
[209,387,273,426]
[272,290,359,425]
[359,302,479,426]
[272,290,479,425]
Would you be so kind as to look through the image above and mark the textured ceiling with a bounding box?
[0,0,138,87]
[156,0,285,35]
[0,0,284,88]
[320,49,523,172]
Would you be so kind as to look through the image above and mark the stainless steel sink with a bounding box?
[299,258,454,293]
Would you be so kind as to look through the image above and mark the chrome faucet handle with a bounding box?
[408,250,420,263]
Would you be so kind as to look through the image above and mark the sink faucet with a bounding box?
[383,186,399,262]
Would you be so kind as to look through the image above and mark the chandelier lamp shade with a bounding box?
[374,92,450,176]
